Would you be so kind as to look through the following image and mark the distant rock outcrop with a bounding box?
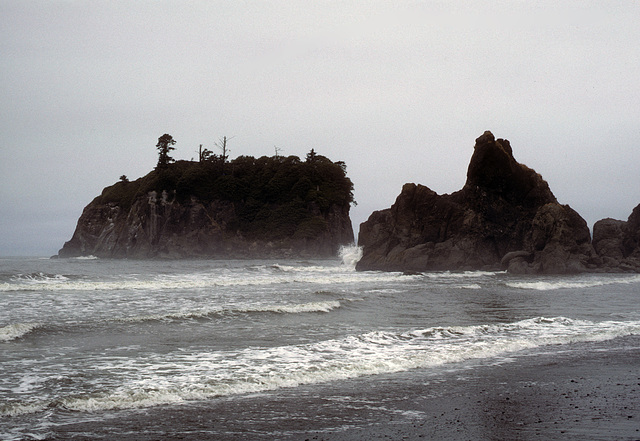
[593,204,640,272]
[58,155,354,259]
[356,131,601,274]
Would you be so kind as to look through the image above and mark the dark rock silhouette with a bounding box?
[58,156,354,259]
[593,204,640,272]
[356,131,601,273]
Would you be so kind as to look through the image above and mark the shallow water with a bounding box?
[1,248,639,440]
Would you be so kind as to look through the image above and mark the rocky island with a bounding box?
[593,205,640,272]
[58,137,354,259]
[356,131,640,274]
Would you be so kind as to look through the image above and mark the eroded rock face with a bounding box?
[522,203,598,274]
[626,205,640,260]
[58,191,353,259]
[593,204,640,272]
[356,131,601,274]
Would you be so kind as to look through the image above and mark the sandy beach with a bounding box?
[304,337,640,441]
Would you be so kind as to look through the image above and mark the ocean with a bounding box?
[1,247,640,440]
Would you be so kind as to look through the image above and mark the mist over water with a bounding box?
[1,251,640,440]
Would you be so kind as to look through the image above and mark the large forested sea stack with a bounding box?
[356,131,604,274]
[58,151,354,259]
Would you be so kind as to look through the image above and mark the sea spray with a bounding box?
[339,244,363,269]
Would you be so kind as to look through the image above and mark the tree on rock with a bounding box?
[215,136,230,174]
[156,134,176,168]
[306,148,317,162]
[199,144,214,162]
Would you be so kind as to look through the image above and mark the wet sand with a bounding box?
[306,338,640,441]
[44,337,640,441]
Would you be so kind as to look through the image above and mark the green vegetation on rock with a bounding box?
[94,152,354,242]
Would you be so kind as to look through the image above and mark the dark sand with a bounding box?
[305,340,640,441]
[44,336,640,441]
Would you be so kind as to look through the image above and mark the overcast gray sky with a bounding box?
[1,1,639,256]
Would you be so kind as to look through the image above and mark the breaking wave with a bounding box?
[506,274,640,291]
[9,272,70,283]
[0,322,43,342]
[0,264,413,293]
[4,316,638,415]
[458,283,482,289]
[0,301,343,342]
[115,300,342,323]
[424,270,502,279]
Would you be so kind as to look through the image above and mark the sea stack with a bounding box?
[58,154,355,259]
[593,204,640,272]
[356,131,600,274]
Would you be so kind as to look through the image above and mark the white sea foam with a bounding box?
[7,316,638,415]
[0,265,410,293]
[0,323,42,342]
[11,272,69,283]
[245,300,341,314]
[115,300,342,323]
[0,401,47,417]
[424,270,502,279]
[506,274,640,291]
[339,244,363,269]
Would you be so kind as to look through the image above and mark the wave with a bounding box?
[506,274,640,291]
[458,283,482,289]
[4,316,638,415]
[10,272,70,283]
[424,270,503,279]
[237,300,341,314]
[115,300,342,323]
[0,268,414,293]
[0,322,43,342]
[0,301,343,342]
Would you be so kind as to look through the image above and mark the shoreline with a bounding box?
[307,337,640,441]
[40,336,640,440]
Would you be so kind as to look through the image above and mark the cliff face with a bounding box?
[58,156,354,259]
[356,131,600,274]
